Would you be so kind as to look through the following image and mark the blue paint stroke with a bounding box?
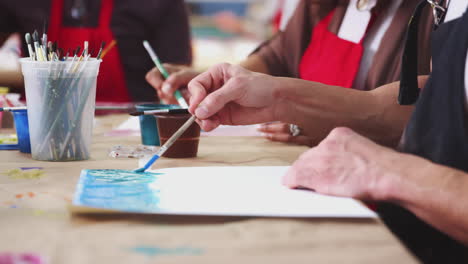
[130,246,204,257]
[73,169,163,213]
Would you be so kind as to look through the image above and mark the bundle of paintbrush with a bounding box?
[21,29,110,161]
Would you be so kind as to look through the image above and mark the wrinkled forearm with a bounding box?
[381,154,468,245]
[272,77,413,147]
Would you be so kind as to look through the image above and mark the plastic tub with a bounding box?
[156,114,200,158]
[20,58,101,161]
[135,104,180,146]
[11,109,31,153]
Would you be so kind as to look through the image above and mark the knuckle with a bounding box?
[145,71,154,82]
[218,62,231,69]
[330,127,353,138]
[203,95,219,108]
[321,138,340,151]
[230,76,247,88]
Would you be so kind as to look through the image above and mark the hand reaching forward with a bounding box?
[146,63,199,105]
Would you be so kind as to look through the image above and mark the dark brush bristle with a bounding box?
[129,112,144,116]
[58,48,64,59]
[52,42,57,52]
[74,46,81,56]
[32,30,39,42]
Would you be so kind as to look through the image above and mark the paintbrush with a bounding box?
[57,48,64,61]
[100,40,116,59]
[32,30,44,61]
[134,115,197,173]
[42,21,48,59]
[25,33,35,61]
[96,42,105,59]
[84,41,89,56]
[47,41,53,60]
[52,42,59,61]
[142,40,189,108]
[130,109,189,116]
[0,106,27,112]
[6,106,131,112]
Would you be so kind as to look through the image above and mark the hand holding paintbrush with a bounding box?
[143,40,189,108]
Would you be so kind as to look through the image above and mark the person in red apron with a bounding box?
[263,2,378,145]
[147,0,426,147]
[47,0,130,103]
[0,0,193,103]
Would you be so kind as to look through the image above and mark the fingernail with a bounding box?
[195,106,209,119]
[257,124,266,131]
[162,83,172,94]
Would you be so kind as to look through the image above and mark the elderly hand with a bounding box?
[283,127,399,201]
[145,63,199,105]
[188,63,284,131]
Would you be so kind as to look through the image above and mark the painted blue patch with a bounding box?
[73,169,163,213]
[130,246,204,257]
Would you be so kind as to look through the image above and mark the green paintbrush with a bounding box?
[143,40,188,108]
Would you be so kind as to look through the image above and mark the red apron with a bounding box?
[299,9,374,88]
[48,0,130,103]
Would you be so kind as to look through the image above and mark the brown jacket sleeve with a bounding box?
[365,0,433,90]
[252,0,341,78]
[252,0,433,91]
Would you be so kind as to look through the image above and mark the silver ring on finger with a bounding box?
[289,124,301,137]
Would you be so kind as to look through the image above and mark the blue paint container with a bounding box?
[12,109,31,153]
[135,104,180,146]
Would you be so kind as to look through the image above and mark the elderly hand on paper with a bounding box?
[283,127,398,200]
[146,63,199,104]
[188,63,282,131]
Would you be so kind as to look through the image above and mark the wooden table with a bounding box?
[0,115,416,263]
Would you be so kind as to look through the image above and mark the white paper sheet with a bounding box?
[74,166,377,218]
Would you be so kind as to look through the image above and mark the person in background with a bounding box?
[185,1,468,262]
[0,34,22,91]
[146,0,433,146]
[0,0,192,103]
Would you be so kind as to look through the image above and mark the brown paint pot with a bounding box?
[156,114,201,158]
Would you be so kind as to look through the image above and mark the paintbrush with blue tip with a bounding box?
[129,108,189,116]
[134,115,197,173]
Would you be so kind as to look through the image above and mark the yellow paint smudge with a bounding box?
[4,169,45,180]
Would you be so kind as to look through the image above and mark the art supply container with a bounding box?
[136,104,180,146]
[156,114,201,158]
[11,109,31,153]
[20,58,101,161]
